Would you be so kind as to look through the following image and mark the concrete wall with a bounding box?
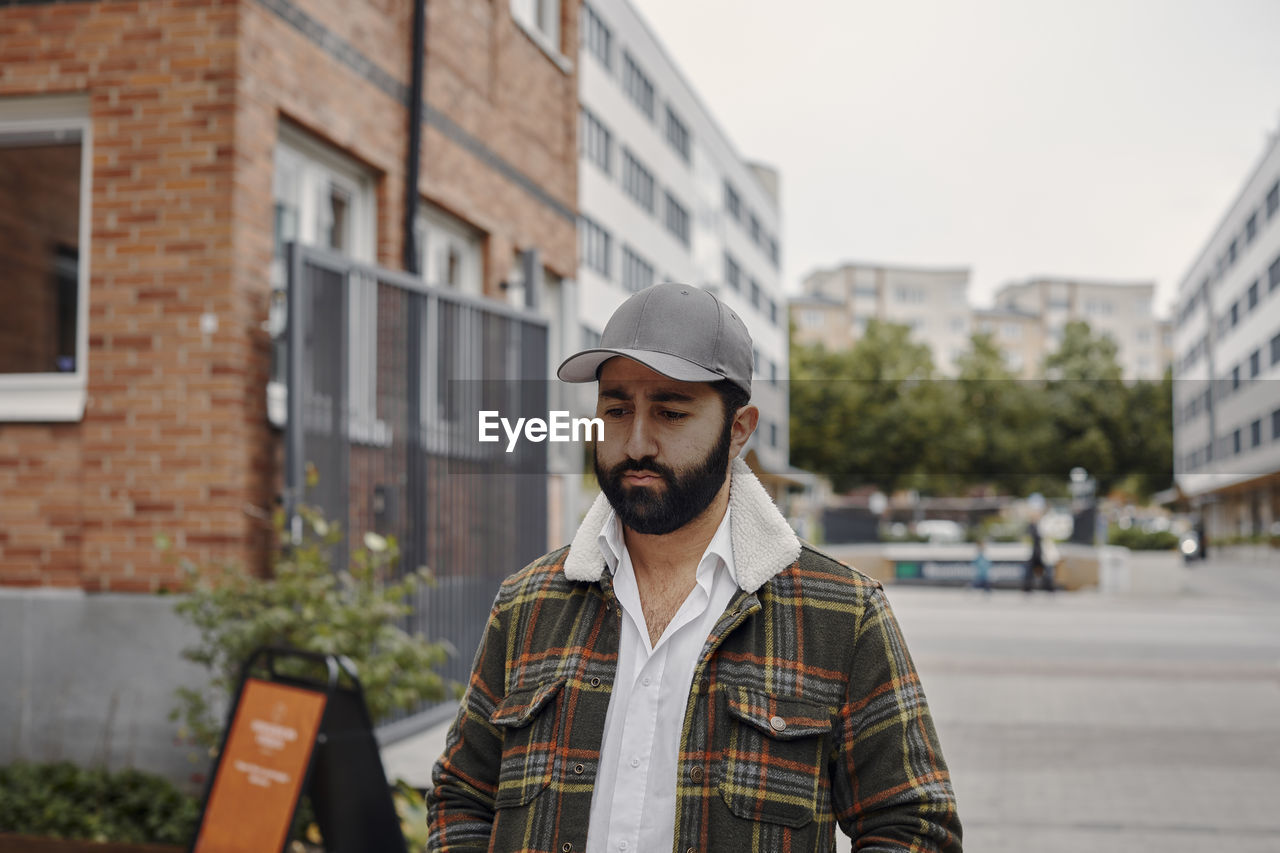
[0,589,209,788]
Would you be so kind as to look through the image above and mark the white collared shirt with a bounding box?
[585,505,740,853]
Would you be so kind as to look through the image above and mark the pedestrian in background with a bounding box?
[1022,515,1049,593]
[972,540,992,594]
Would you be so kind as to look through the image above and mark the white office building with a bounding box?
[1171,129,1280,540]
[575,0,793,493]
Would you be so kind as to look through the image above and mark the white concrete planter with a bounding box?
[1101,548,1188,596]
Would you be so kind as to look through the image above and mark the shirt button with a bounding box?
[619,842,629,851]
[689,766,704,783]
[642,676,651,686]
[770,715,787,732]
[630,757,640,768]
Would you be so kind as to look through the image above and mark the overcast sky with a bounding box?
[631,0,1280,315]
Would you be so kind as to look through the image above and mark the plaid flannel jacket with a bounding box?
[428,459,961,852]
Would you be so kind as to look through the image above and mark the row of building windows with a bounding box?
[580,106,691,248]
[621,244,655,293]
[723,251,779,326]
[582,3,692,167]
[1177,248,1280,372]
[1183,407,1280,472]
[1177,329,1280,425]
[1176,176,1280,330]
[722,180,779,270]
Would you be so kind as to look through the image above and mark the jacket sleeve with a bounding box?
[831,586,963,852]
[427,592,510,852]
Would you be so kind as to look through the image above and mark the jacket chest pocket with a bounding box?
[718,686,833,829]
[489,677,566,808]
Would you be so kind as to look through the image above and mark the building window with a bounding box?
[511,0,561,54]
[1245,212,1258,244]
[0,99,92,421]
[767,236,779,268]
[748,212,761,246]
[767,298,778,325]
[1270,255,1280,292]
[1267,180,1279,220]
[621,245,654,293]
[724,180,741,222]
[1232,428,1242,455]
[663,191,690,246]
[579,107,612,175]
[895,287,926,304]
[1248,280,1260,311]
[1271,332,1280,366]
[1230,301,1239,327]
[1273,408,1280,441]
[749,278,761,309]
[621,148,655,213]
[581,2,612,70]
[581,324,602,349]
[724,252,741,292]
[1231,364,1240,391]
[664,105,690,163]
[271,122,378,431]
[769,421,778,448]
[415,202,483,296]
[622,52,655,120]
[579,215,612,279]
[1250,348,1261,378]
[799,309,823,329]
[1252,419,1263,448]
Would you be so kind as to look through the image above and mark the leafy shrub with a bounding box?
[165,483,452,752]
[1107,525,1179,551]
[0,761,199,844]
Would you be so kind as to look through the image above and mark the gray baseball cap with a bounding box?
[557,283,753,395]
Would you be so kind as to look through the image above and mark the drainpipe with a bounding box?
[403,0,427,274]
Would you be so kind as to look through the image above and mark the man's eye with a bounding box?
[661,410,689,421]
[603,407,629,418]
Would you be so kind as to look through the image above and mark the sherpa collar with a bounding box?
[563,456,801,594]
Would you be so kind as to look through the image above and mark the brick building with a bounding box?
[0,0,579,592]
[0,0,579,776]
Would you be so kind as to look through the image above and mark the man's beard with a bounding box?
[594,417,733,536]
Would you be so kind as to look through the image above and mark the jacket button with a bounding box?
[689,766,704,783]
[562,844,572,852]
[590,676,601,688]
[573,763,585,775]
[698,675,709,691]
[687,848,696,853]
[770,715,787,732]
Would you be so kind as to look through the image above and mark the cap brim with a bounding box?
[557,348,725,385]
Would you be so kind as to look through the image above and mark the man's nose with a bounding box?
[621,413,658,461]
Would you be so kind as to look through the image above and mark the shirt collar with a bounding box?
[597,503,740,591]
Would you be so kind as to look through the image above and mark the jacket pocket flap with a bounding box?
[725,687,832,740]
[490,677,566,728]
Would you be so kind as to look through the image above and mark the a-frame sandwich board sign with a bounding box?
[188,646,409,853]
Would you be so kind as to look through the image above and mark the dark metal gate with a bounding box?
[283,243,548,735]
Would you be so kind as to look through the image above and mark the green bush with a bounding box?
[0,761,199,844]
[1107,525,1179,551]
[164,474,452,753]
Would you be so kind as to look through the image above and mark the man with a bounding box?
[428,284,961,852]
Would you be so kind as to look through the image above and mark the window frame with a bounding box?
[0,97,93,422]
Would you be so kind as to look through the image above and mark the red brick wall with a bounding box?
[0,0,577,590]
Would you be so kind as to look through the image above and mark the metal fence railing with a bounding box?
[283,243,549,734]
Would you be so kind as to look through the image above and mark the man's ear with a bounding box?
[728,404,759,459]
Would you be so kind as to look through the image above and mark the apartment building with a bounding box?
[793,262,971,375]
[992,278,1167,379]
[575,0,792,492]
[1171,129,1280,541]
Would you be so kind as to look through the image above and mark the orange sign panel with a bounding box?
[194,678,328,853]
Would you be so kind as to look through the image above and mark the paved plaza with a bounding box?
[384,554,1280,851]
